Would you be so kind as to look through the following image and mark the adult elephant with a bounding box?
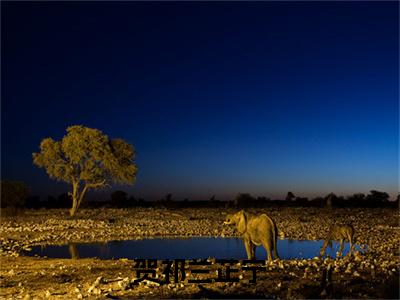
[224,210,279,262]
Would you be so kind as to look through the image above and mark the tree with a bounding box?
[1,180,29,209]
[346,193,365,207]
[25,195,41,209]
[110,190,128,207]
[295,196,309,206]
[33,125,137,216]
[127,196,138,208]
[365,190,390,207]
[256,196,271,208]
[163,193,173,202]
[285,192,295,202]
[234,193,255,208]
[347,193,365,201]
[369,190,389,202]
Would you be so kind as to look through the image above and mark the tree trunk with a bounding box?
[69,180,104,217]
[69,182,89,217]
[77,185,88,210]
[70,195,79,217]
[69,181,79,217]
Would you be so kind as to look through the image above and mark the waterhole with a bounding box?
[26,237,363,260]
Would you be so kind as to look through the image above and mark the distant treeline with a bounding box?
[2,181,398,210]
[86,190,399,208]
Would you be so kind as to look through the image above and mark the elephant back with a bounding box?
[260,213,276,228]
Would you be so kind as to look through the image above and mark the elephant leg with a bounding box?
[244,236,252,259]
[319,242,327,258]
[348,234,354,255]
[349,238,353,255]
[338,239,344,258]
[274,239,280,260]
[262,240,273,262]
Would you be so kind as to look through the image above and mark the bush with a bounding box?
[1,181,29,214]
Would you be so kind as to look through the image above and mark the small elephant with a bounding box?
[224,210,279,262]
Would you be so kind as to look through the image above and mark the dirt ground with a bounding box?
[0,207,399,299]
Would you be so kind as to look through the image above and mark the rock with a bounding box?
[88,276,103,295]
[89,287,101,295]
[118,277,131,290]
[353,271,360,277]
[93,276,103,286]
[143,279,160,286]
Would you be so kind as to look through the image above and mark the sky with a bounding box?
[1,2,399,200]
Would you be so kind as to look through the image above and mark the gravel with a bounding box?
[0,207,398,298]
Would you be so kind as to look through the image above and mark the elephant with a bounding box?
[319,224,354,258]
[224,210,279,262]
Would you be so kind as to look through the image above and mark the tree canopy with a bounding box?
[33,125,137,216]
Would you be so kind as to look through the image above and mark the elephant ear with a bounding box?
[237,210,247,234]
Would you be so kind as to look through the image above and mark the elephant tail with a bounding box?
[273,221,278,251]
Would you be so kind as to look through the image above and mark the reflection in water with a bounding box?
[68,243,79,259]
[28,238,364,260]
[99,242,110,258]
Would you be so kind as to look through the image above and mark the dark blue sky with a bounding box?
[2,2,398,200]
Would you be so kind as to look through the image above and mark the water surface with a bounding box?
[27,237,362,260]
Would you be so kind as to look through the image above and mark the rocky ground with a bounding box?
[0,207,399,299]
